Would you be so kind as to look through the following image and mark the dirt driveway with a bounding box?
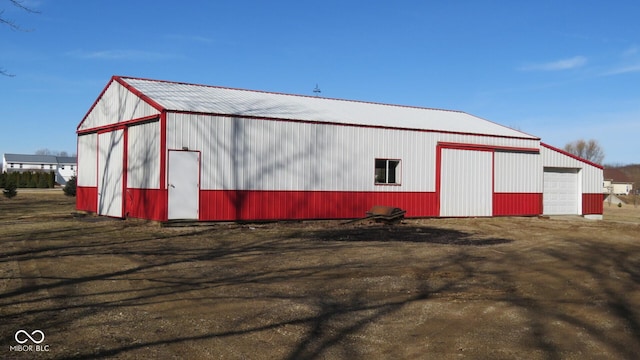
[1,192,640,359]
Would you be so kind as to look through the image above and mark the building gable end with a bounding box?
[77,76,162,132]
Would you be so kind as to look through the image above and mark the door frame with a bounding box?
[167,150,201,220]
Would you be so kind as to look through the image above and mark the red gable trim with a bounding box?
[541,142,604,169]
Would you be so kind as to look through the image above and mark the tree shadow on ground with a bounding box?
[305,224,513,246]
[2,215,640,360]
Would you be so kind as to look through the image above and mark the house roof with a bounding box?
[57,156,77,164]
[116,76,539,140]
[3,153,77,164]
[604,168,631,183]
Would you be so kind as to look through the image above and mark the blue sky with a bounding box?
[1,0,639,164]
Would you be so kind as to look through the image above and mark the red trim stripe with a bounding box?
[438,142,539,153]
[77,115,159,135]
[159,112,168,221]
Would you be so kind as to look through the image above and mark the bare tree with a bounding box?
[1,0,40,76]
[564,139,605,164]
[35,148,53,156]
[35,149,73,157]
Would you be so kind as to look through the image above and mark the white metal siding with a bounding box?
[541,145,602,193]
[166,114,438,192]
[543,168,579,215]
[166,113,544,194]
[127,121,160,189]
[440,149,493,217]
[77,133,97,187]
[98,130,124,217]
[494,151,542,193]
[165,114,543,194]
[79,81,160,131]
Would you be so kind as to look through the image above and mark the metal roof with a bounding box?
[119,77,538,139]
[3,153,77,164]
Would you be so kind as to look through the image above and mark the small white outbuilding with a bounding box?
[76,76,603,221]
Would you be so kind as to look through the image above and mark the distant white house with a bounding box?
[603,168,634,195]
[2,153,77,185]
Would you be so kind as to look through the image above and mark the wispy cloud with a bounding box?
[601,46,640,75]
[67,49,180,61]
[519,56,587,71]
[602,63,640,76]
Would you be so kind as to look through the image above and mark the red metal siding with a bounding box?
[582,193,604,215]
[76,186,97,212]
[493,193,542,216]
[126,188,166,221]
[199,190,439,221]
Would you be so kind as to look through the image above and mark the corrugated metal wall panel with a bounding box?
[494,151,542,193]
[127,121,160,189]
[493,193,542,216]
[583,194,603,214]
[582,167,604,194]
[440,149,493,216]
[79,81,160,131]
[166,114,442,192]
[77,133,97,187]
[199,190,440,220]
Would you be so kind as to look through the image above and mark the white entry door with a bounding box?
[97,130,124,217]
[168,151,200,220]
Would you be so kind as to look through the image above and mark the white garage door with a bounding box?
[543,168,579,215]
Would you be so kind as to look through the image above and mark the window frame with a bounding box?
[374,158,402,185]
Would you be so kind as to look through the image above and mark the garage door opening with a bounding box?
[543,167,580,215]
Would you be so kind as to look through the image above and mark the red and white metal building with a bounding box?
[76,76,603,221]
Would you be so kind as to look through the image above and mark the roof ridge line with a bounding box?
[118,75,467,114]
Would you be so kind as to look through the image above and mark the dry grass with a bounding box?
[603,199,640,223]
[1,192,640,359]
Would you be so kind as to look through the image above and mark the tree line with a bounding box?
[0,171,55,188]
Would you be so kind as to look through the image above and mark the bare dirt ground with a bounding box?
[1,191,640,359]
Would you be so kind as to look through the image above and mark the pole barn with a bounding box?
[76,76,603,221]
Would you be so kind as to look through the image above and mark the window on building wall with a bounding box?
[49,165,53,169]
[10,163,14,168]
[61,165,65,170]
[19,164,22,169]
[41,164,44,169]
[375,158,401,184]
